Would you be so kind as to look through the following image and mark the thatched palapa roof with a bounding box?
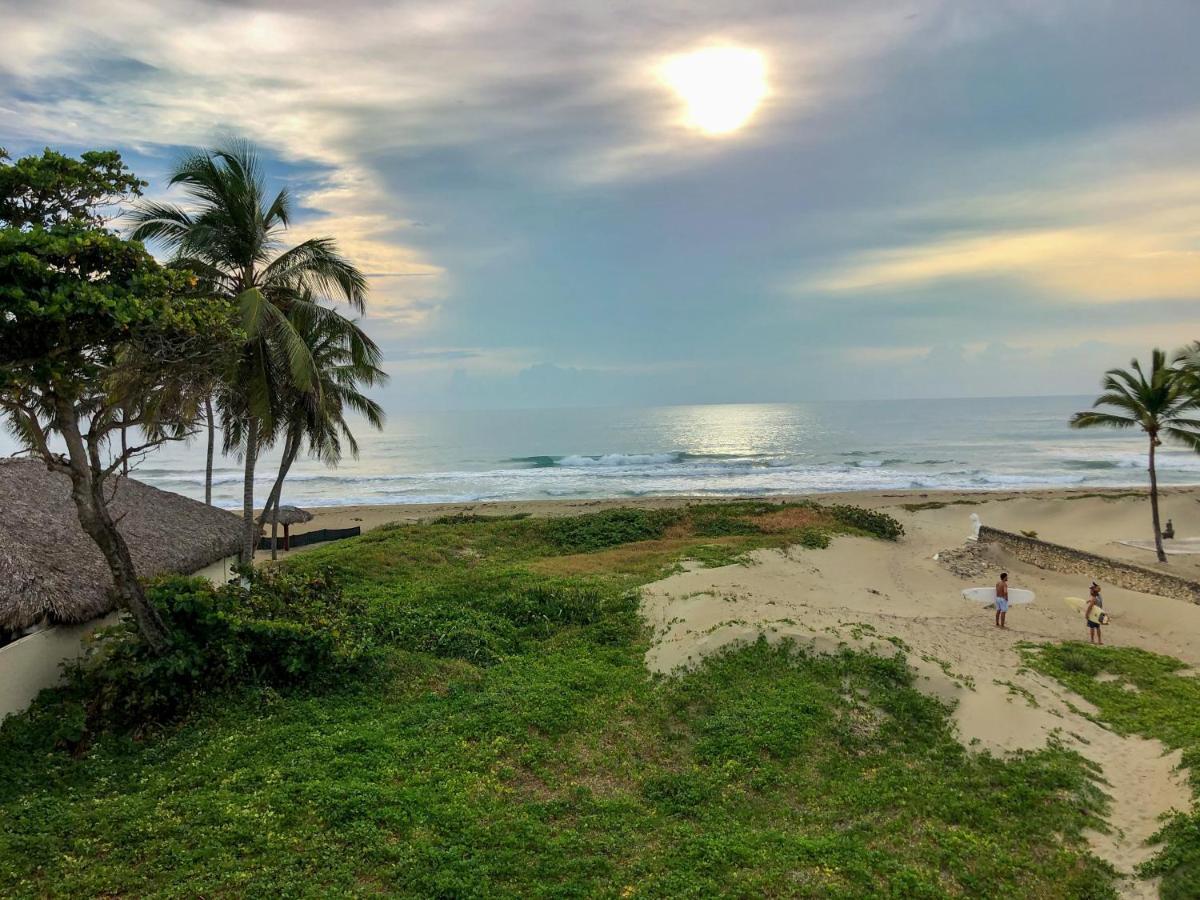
[0,458,243,631]
[271,505,314,527]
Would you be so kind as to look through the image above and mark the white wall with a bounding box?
[0,555,239,721]
[192,555,238,586]
[0,614,118,721]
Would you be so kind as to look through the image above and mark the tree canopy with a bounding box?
[0,147,146,230]
[0,146,235,651]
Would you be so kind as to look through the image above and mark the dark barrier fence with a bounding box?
[258,526,361,551]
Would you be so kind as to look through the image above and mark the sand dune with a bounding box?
[639,492,1200,897]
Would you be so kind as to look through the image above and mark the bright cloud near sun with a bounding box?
[660,47,768,135]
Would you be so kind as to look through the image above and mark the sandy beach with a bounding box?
[279,486,1200,896]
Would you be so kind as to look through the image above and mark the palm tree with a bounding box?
[259,301,387,559]
[130,140,367,562]
[1070,349,1200,563]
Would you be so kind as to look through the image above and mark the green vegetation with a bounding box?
[5,568,370,748]
[899,499,982,512]
[0,506,1122,897]
[1022,643,1200,898]
[1064,491,1147,502]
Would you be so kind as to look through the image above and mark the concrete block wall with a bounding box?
[978,526,1200,604]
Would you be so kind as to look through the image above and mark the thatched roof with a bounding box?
[0,458,243,631]
[272,505,314,526]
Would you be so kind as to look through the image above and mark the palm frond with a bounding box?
[261,238,368,312]
[1070,411,1138,430]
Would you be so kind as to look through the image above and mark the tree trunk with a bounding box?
[1149,433,1166,563]
[260,430,298,561]
[120,423,129,476]
[53,397,170,652]
[80,478,171,652]
[241,416,260,565]
[204,395,215,506]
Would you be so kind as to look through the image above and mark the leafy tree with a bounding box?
[0,147,145,229]
[259,301,387,559]
[129,140,368,562]
[0,149,235,651]
[1070,350,1200,562]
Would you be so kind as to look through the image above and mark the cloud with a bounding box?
[809,225,1200,301]
[4,1,1200,408]
[798,125,1200,304]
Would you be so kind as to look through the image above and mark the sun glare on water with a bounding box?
[660,46,768,136]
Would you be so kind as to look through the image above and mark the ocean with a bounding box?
[72,395,1196,510]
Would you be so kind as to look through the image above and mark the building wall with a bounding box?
[0,555,240,722]
[0,613,119,721]
[192,554,239,586]
[978,526,1200,604]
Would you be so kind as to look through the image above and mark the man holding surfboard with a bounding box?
[995,573,1009,628]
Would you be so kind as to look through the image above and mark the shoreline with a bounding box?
[275,482,1200,532]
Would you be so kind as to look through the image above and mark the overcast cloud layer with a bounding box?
[3,0,1199,407]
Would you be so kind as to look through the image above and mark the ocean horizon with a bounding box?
[47,394,1196,510]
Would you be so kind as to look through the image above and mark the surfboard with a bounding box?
[1066,596,1112,623]
[962,587,1034,605]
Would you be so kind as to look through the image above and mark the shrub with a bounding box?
[428,512,530,524]
[385,603,518,666]
[378,575,639,664]
[539,508,683,553]
[824,504,905,540]
[641,770,715,816]
[39,568,371,742]
[691,516,763,537]
[795,529,831,549]
[488,581,609,631]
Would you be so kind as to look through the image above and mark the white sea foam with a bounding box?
[557,453,682,467]
[125,398,1200,508]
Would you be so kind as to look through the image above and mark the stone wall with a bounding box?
[978,526,1200,605]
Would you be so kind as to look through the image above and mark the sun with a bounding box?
[660,46,768,136]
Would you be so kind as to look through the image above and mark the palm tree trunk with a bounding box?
[120,422,129,476]
[204,396,215,506]
[261,430,299,561]
[1149,434,1166,563]
[241,416,260,565]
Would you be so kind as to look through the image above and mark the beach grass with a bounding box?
[1021,643,1200,899]
[0,504,1121,897]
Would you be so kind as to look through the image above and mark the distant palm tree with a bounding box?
[130,139,367,562]
[259,301,387,559]
[1070,350,1200,563]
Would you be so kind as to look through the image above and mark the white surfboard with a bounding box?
[1065,596,1112,623]
[962,586,1035,605]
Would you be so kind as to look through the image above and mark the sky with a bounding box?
[3,0,1200,409]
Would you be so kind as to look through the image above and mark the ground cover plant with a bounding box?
[1022,643,1200,899]
[0,503,1123,897]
